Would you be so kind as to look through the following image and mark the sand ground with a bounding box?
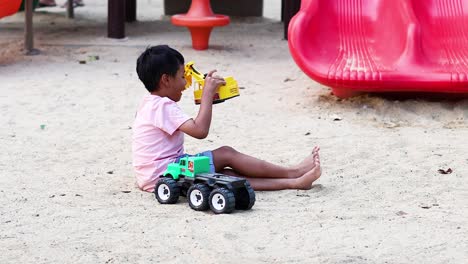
[1,1,467,263]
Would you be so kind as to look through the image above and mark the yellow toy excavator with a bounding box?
[184,61,240,104]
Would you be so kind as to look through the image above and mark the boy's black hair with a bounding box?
[136,45,185,92]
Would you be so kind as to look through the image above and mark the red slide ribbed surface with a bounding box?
[288,0,468,97]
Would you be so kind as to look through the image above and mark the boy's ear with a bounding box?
[160,73,170,86]
[161,73,169,83]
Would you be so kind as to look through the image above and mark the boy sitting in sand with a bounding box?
[132,45,321,192]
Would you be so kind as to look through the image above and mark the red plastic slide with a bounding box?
[288,0,468,98]
[0,0,22,19]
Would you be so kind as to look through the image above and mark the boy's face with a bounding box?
[166,65,186,102]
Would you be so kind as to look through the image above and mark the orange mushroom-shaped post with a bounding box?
[171,0,230,50]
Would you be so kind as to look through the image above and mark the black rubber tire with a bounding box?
[209,188,235,214]
[235,183,256,210]
[154,177,180,204]
[187,184,211,211]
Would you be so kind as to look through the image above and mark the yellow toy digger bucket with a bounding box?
[184,61,240,104]
[193,76,239,104]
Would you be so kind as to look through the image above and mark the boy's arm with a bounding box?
[179,70,226,139]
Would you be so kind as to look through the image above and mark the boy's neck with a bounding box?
[151,90,165,97]
[151,84,171,98]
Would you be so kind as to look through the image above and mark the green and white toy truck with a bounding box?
[155,156,255,214]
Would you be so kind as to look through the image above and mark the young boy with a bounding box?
[133,45,321,192]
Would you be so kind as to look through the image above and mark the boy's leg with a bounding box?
[219,155,321,191]
[212,145,319,179]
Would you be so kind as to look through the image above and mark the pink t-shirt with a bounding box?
[132,94,190,192]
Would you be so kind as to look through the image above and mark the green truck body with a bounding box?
[163,156,210,179]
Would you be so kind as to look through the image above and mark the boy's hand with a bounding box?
[203,70,226,99]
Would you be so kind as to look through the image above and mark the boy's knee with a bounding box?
[212,146,239,169]
[216,146,237,155]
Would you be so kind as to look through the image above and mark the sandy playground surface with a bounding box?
[0,0,467,263]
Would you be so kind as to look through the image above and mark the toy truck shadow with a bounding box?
[155,156,255,214]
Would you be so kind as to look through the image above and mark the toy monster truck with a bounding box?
[154,155,255,214]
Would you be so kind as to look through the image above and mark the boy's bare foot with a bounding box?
[291,146,320,178]
[294,155,321,190]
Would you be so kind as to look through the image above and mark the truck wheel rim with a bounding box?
[211,193,225,211]
[190,190,204,206]
[157,184,170,200]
